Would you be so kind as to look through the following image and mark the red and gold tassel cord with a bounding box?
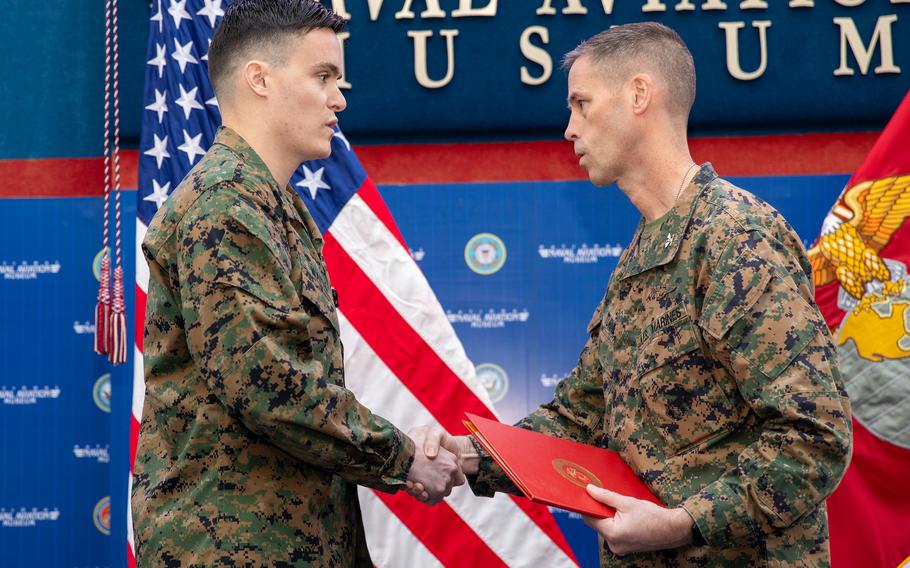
[93,0,115,356]
[97,0,127,364]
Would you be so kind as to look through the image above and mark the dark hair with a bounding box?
[563,22,696,121]
[208,0,345,98]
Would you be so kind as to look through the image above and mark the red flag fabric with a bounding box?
[810,90,910,568]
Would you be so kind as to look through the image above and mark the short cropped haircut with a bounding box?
[563,23,696,120]
[208,0,345,99]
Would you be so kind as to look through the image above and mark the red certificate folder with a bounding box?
[464,413,663,518]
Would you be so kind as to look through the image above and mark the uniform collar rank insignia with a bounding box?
[663,233,673,249]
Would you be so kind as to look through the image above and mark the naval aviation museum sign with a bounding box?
[325,0,909,139]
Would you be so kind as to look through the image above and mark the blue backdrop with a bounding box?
[0,171,844,566]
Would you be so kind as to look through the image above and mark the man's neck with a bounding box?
[221,116,296,188]
[617,142,695,222]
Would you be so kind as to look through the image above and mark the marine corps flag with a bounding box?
[809,90,910,568]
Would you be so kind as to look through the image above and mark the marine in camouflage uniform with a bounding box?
[469,164,853,567]
[132,127,415,566]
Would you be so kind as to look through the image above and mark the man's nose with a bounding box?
[329,86,347,112]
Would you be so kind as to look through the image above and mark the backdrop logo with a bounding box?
[447,308,530,329]
[93,497,110,535]
[0,508,61,528]
[93,374,111,413]
[73,444,111,464]
[0,261,61,281]
[552,459,602,489]
[475,363,508,403]
[92,247,109,282]
[465,233,506,275]
[73,321,96,335]
[540,372,570,388]
[409,247,426,262]
[538,243,623,264]
[0,385,61,406]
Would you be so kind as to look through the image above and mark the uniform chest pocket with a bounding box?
[636,312,737,456]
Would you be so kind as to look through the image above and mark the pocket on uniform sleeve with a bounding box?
[700,255,773,341]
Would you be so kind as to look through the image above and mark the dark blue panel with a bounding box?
[0,196,135,568]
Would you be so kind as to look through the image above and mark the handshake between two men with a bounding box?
[403,426,477,505]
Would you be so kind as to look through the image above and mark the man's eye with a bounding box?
[318,74,329,82]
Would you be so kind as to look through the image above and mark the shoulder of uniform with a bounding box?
[696,177,790,239]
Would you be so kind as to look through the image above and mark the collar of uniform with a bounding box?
[615,162,718,281]
[283,184,325,250]
[212,126,310,231]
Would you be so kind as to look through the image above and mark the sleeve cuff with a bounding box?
[466,436,520,498]
[376,431,416,493]
[680,481,760,548]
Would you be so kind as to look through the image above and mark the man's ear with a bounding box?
[241,60,270,98]
[629,73,654,116]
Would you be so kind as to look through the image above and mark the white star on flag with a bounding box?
[202,39,212,62]
[143,134,170,168]
[167,0,192,29]
[151,0,163,33]
[148,43,166,79]
[178,130,205,165]
[174,84,204,120]
[197,0,224,28]
[206,96,219,109]
[171,39,198,73]
[296,165,331,199]
[333,130,352,151]
[145,89,168,124]
[143,179,171,209]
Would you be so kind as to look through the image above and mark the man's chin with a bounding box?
[303,145,333,162]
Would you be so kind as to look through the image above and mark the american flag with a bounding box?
[133,1,577,566]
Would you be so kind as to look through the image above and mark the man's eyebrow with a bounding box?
[312,62,342,77]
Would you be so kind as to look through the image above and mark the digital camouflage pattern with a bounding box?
[133,127,415,567]
[471,164,853,567]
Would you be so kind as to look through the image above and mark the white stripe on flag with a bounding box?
[330,195,494,411]
[339,313,577,568]
[357,488,445,568]
[132,344,145,426]
[136,220,149,293]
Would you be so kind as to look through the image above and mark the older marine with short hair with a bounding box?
[414,22,853,567]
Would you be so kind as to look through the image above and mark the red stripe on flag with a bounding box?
[375,492,507,567]
[130,416,141,473]
[135,285,147,352]
[323,234,576,561]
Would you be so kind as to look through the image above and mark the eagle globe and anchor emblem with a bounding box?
[808,173,910,449]
[552,459,602,489]
[465,233,506,276]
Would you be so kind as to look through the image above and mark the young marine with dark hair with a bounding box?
[132,1,462,565]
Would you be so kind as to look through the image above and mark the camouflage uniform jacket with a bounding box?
[133,127,415,567]
[471,164,853,567]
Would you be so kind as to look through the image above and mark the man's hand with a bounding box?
[411,425,479,474]
[582,485,695,555]
[405,426,476,502]
[405,430,464,505]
